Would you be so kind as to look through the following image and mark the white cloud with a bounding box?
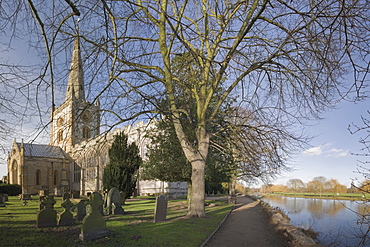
[302,144,349,158]
[327,148,349,157]
[303,146,323,156]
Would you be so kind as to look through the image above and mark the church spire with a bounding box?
[65,28,85,101]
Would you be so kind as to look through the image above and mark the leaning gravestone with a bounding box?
[79,192,109,241]
[106,187,124,215]
[0,194,6,207]
[58,198,74,226]
[154,194,168,223]
[37,196,57,228]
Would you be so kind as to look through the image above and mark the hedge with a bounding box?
[0,184,22,196]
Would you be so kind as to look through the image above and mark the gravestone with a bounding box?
[154,194,168,223]
[3,194,8,202]
[0,194,6,207]
[79,192,109,241]
[39,190,49,197]
[106,187,124,215]
[39,196,46,210]
[37,196,57,228]
[62,191,71,201]
[75,199,88,221]
[72,190,80,199]
[58,198,74,226]
[20,194,32,200]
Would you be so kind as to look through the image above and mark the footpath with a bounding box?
[203,196,291,247]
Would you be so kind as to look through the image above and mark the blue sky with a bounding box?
[272,99,370,187]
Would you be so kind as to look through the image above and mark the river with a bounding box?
[261,196,370,246]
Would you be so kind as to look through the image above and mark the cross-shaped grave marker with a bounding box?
[79,192,109,241]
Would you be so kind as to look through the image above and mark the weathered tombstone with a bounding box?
[62,191,71,201]
[39,196,46,210]
[58,198,74,226]
[37,196,57,228]
[79,192,109,241]
[72,190,80,199]
[39,190,49,197]
[154,194,168,223]
[106,187,124,215]
[75,199,88,221]
[3,194,8,202]
[20,194,32,200]
[0,194,6,207]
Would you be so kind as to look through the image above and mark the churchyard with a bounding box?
[0,194,232,246]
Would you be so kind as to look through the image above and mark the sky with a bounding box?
[271,99,370,188]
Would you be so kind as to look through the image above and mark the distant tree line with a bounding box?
[260,176,354,195]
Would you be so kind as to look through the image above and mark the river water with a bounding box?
[261,196,370,246]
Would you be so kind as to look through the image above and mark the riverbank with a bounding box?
[261,192,368,201]
[261,195,370,246]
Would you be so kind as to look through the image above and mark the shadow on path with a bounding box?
[204,196,290,247]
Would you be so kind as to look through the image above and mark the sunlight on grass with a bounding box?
[0,196,232,247]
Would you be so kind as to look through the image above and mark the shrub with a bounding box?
[0,184,22,196]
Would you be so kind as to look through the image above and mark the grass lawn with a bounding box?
[0,196,233,247]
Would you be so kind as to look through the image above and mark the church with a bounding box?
[6,35,187,198]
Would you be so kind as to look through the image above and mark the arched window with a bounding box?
[12,160,18,184]
[57,130,64,142]
[73,162,81,183]
[36,169,41,185]
[82,126,91,139]
[57,117,64,127]
[53,170,58,185]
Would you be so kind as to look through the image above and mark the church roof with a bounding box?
[17,143,67,159]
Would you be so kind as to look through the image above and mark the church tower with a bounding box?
[50,33,100,153]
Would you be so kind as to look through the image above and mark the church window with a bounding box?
[57,130,64,142]
[53,170,58,185]
[82,111,91,121]
[82,126,91,139]
[57,117,64,127]
[73,162,81,183]
[12,160,18,184]
[36,169,41,185]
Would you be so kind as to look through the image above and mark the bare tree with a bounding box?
[287,178,305,195]
[1,0,370,217]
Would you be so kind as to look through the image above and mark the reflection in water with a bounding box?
[262,196,369,246]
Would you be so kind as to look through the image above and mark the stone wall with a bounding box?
[258,199,324,247]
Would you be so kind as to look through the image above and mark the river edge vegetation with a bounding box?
[0,196,233,247]
[261,192,368,201]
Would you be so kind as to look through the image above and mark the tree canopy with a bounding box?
[1,0,370,217]
[103,132,142,199]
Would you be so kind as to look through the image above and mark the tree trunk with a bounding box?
[186,159,206,218]
[187,182,192,210]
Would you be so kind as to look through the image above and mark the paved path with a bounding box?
[204,196,290,247]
